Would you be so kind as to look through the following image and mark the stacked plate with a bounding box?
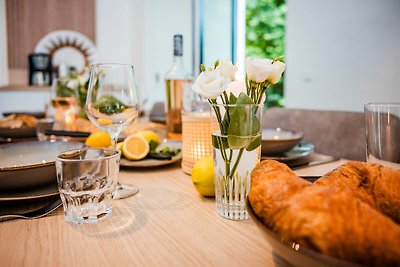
[261,128,314,163]
[0,141,86,201]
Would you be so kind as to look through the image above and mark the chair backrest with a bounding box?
[262,107,366,161]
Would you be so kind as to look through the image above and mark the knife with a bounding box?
[290,157,339,170]
[44,129,91,137]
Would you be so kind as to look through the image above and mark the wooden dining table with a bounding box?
[0,157,346,267]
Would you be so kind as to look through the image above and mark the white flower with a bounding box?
[216,60,238,81]
[225,80,266,103]
[78,72,89,85]
[66,79,79,89]
[226,81,246,97]
[245,58,285,84]
[192,70,230,99]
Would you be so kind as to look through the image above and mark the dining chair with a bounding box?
[262,107,366,161]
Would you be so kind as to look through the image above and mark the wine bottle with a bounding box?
[165,34,192,138]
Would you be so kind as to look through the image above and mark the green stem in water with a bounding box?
[209,100,226,134]
[228,148,245,180]
[217,135,228,161]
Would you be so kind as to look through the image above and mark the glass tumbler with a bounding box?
[56,148,121,224]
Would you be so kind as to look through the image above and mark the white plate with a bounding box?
[120,154,181,168]
[0,183,58,201]
[120,140,182,168]
[261,141,314,162]
[0,141,86,190]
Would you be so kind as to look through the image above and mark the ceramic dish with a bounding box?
[0,183,58,201]
[262,128,303,155]
[0,141,86,191]
[120,154,182,168]
[262,141,314,162]
[120,140,181,168]
[247,199,364,267]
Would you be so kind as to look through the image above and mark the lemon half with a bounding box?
[122,134,149,160]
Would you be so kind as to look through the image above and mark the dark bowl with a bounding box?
[0,126,37,138]
[247,199,364,267]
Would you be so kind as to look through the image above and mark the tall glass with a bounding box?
[210,103,262,220]
[364,102,400,169]
[85,63,140,199]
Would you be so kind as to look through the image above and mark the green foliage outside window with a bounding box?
[246,0,286,107]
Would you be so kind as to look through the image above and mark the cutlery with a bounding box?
[44,129,91,137]
[0,198,62,222]
[290,157,339,170]
[299,175,321,182]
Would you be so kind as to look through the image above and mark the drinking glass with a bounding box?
[56,148,121,224]
[364,102,400,169]
[85,63,140,199]
[49,77,78,130]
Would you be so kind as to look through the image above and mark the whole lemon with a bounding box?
[85,131,112,148]
[136,130,161,146]
[191,156,215,197]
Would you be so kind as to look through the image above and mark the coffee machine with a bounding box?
[28,53,52,86]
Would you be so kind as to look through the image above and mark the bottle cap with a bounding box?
[173,35,183,56]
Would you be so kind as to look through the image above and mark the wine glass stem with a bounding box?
[109,132,119,148]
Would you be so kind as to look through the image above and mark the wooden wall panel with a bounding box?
[6,0,95,69]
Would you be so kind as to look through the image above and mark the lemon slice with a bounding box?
[85,131,112,148]
[97,118,113,126]
[122,134,149,160]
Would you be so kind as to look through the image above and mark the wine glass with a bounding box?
[85,63,140,199]
[49,77,79,131]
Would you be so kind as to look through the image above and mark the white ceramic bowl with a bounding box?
[261,128,303,155]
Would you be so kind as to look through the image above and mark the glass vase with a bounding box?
[210,103,262,220]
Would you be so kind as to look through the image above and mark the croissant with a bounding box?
[249,160,400,266]
[315,161,400,223]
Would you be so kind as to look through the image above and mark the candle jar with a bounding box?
[181,97,212,174]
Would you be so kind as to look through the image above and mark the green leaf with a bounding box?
[149,140,159,152]
[212,134,229,150]
[94,95,127,115]
[246,135,261,151]
[227,93,260,149]
[228,92,237,104]
[157,146,181,157]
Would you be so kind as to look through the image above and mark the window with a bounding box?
[246,0,286,107]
